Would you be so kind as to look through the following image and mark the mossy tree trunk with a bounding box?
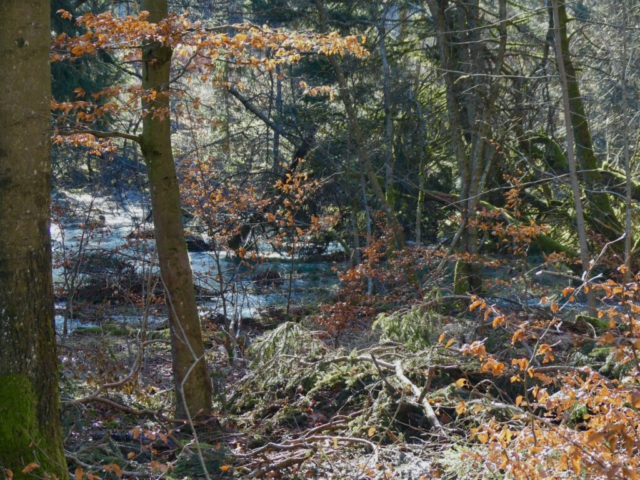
[427,0,507,294]
[549,3,624,244]
[551,0,597,316]
[141,0,212,420]
[0,1,69,478]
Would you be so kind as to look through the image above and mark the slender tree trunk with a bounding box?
[409,87,427,245]
[360,163,374,295]
[549,3,624,244]
[0,2,69,478]
[350,195,362,266]
[141,0,212,420]
[273,64,283,173]
[427,0,506,294]
[379,4,395,210]
[620,0,633,279]
[551,0,597,316]
[316,0,403,248]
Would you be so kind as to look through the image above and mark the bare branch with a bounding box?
[57,129,142,144]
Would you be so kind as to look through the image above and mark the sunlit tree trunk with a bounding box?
[551,0,597,316]
[549,3,623,244]
[141,0,212,420]
[0,1,69,477]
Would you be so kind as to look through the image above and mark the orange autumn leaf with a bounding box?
[21,463,39,474]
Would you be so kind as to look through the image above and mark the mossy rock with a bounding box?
[611,359,634,379]
[571,345,611,368]
[148,328,171,340]
[74,324,135,337]
[569,403,588,425]
[575,315,608,334]
[589,347,612,362]
[580,346,634,379]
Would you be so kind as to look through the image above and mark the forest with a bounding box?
[2,0,640,478]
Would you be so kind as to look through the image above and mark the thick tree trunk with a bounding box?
[0,2,69,478]
[141,0,212,420]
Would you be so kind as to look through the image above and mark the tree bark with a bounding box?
[620,0,633,280]
[379,4,396,210]
[141,0,212,420]
[549,3,624,244]
[408,86,428,245]
[551,0,597,316]
[0,1,69,478]
[427,0,507,293]
[315,0,403,248]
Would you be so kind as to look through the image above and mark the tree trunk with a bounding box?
[620,0,633,280]
[315,0,403,248]
[0,2,69,478]
[551,0,597,316]
[273,64,283,174]
[427,0,507,294]
[549,3,624,244]
[409,87,427,245]
[379,4,396,210]
[141,0,212,420]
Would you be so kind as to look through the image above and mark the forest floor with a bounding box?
[56,290,605,480]
[51,189,620,478]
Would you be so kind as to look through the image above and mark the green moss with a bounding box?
[74,324,134,337]
[73,326,103,335]
[575,315,608,334]
[569,403,588,425]
[453,260,469,295]
[532,234,578,258]
[0,374,68,479]
[147,328,171,340]
[589,347,612,362]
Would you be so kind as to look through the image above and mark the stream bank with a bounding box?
[51,189,343,334]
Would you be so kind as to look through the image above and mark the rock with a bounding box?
[203,312,228,325]
[185,234,211,252]
[252,269,283,286]
[127,228,154,240]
